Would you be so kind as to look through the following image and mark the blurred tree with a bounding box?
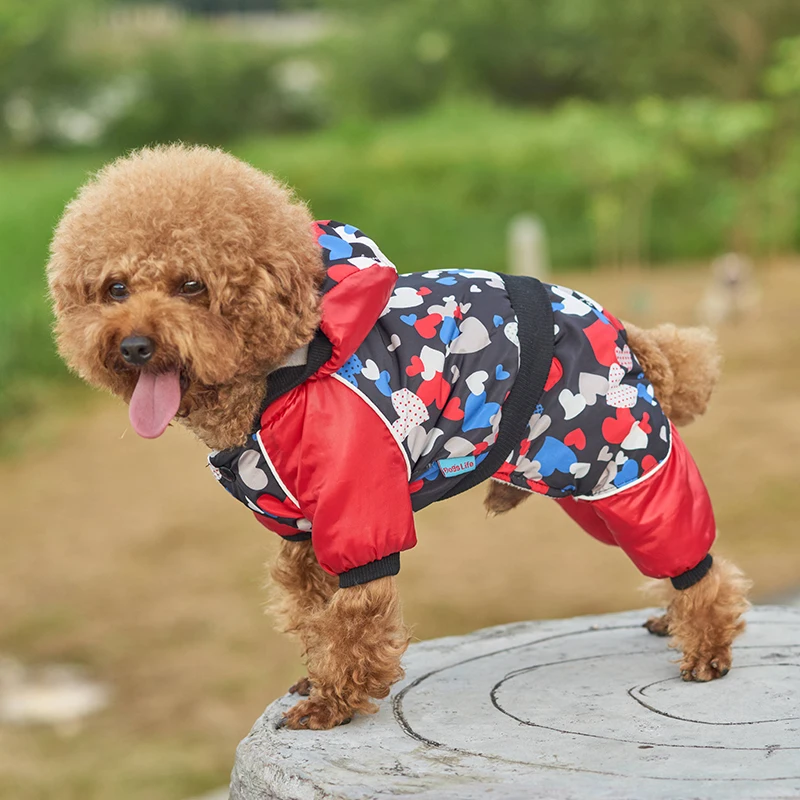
[326,0,800,111]
[0,0,107,148]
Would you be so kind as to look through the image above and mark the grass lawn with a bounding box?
[1,259,799,800]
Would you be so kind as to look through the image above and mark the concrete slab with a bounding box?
[230,606,800,800]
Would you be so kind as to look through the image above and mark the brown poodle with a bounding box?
[48,144,750,730]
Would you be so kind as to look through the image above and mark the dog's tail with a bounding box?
[625,322,721,427]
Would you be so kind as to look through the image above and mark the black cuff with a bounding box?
[281,532,312,542]
[670,554,713,590]
[338,553,400,588]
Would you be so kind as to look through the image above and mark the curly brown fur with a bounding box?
[625,322,721,427]
[48,144,324,449]
[269,539,338,695]
[484,479,530,517]
[270,539,339,635]
[646,556,751,681]
[280,577,410,730]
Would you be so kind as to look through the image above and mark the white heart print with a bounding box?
[390,388,429,441]
[559,389,587,420]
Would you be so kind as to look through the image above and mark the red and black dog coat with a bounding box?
[209,222,715,589]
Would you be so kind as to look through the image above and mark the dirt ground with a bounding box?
[1,262,799,800]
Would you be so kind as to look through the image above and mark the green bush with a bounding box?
[102,35,326,150]
[1,17,328,151]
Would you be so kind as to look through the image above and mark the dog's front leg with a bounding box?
[280,576,410,730]
[656,556,751,681]
[270,539,338,695]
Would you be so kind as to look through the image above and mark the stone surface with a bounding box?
[230,606,800,800]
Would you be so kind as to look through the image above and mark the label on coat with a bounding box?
[437,456,477,478]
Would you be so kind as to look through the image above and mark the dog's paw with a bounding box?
[679,649,732,682]
[643,614,670,637]
[278,698,352,730]
[288,676,312,696]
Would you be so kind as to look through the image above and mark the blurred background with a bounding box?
[1,0,799,797]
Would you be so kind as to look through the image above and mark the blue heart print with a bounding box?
[436,277,458,285]
[420,462,440,482]
[613,459,640,488]
[532,436,577,477]
[462,392,501,432]
[495,364,510,380]
[400,314,418,326]
[336,354,364,387]
[375,370,392,397]
[318,234,353,262]
[439,316,459,345]
[493,314,504,328]
[637,382,656,405]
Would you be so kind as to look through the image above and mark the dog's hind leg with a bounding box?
[269,539,338,696]
[658,556,751,681]
[280,576,410,730]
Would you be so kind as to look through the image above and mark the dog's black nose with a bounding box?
[120,335,155,365]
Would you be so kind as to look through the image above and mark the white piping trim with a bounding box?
[489,475,535,493]
[488,425,674,501]
[255,431,301,509]
[330,372,412,481]
[579,428,674,502]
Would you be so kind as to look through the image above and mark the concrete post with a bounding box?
[507,214,549,280]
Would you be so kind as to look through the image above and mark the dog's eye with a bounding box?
[108,282,129,301]
[178,280,206,297]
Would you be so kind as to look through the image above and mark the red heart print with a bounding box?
[639,412,652,434]
[583,319,619,367]
[642,454,658,473]
[442,396,464,420]
[544,357,564,391]
[409,479,424,494]
[473,441,489,455]
[564,429,586,450]
[602,407,635,444]
[520,438,531,457]
[416,287,432,296]
[327,263,358,283]
[417,374,449,409]
[414,313,442,339]
[525,478,548,494]
[406,355,424,377]
[494,463,515,481]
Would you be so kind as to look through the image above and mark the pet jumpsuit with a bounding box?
[209,221,715,589]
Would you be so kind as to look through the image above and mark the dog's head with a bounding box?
[47,144,323,439]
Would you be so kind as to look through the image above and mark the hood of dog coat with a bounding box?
[313,220,399,376]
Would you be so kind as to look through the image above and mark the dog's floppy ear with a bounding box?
[211,214,325,369]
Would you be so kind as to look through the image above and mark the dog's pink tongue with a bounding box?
[129,370,182,439]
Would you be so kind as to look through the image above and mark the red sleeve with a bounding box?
[295,376,417,579]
